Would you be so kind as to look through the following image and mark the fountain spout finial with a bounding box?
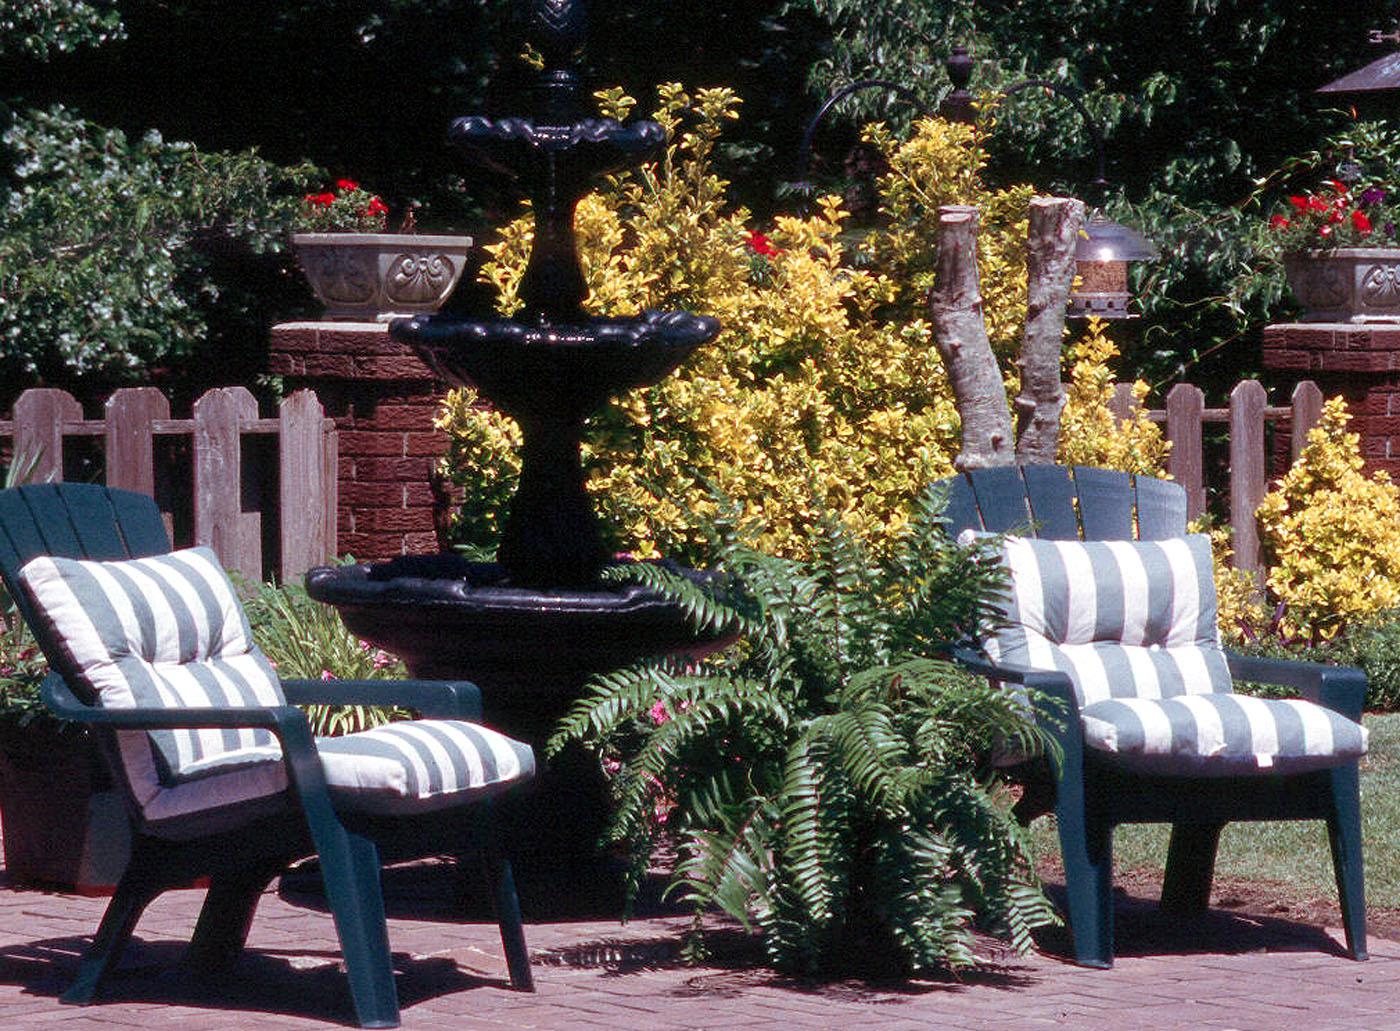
[528,0,589,123]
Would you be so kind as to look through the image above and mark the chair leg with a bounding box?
[479,806,534,992]
[184,859,286,973]
[61,878,160,1005]
[1325,764,1368,961]
[312,823,399,1029]
[1055,779,1114,968]
[1160,823,1223,914]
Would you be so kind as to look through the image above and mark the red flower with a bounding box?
[1270,215,1290,230]
[365,197,389,216]
[304,191,336,207]
[1320,224,1333,237]
[335,178,360,192]
[1308,196,1330,212]
[746,230,780,256]
[1353,209,1374,234]
[1288,195,1309,211]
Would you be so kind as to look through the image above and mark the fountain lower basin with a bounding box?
[306,555,732,719]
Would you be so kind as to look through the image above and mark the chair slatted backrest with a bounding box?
[944,464,1188,542]
[0,484,171,635]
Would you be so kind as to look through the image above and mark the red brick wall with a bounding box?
[268,321,451,561]
[1262,322,1400,480]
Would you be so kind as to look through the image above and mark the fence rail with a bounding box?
[1111,379,1323,574]
[0,387,338,583]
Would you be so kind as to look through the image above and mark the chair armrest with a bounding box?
[947,645,1077,709]
[947,645,1079,777]
[1224,650,1367,722]
[42,673,311,733]
[279,678,484,720]
[44,673,343,821]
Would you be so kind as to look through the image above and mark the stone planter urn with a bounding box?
[292,233,472,321]
[1283,248,1400,323]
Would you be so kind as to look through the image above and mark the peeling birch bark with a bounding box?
[1015,196,1085,465]
[930,205,1015,470]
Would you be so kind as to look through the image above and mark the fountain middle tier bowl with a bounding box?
[305,554,734,694]
[390,309,720,419]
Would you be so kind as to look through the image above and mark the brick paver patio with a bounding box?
[0,856,1396,1030]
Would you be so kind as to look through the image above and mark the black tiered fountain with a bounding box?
[305,0,724,881]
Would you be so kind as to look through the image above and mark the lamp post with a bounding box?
[790,78,925,196]
[942,44,1158,319]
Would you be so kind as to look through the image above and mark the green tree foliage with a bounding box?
[0,1,122,60]
[0,5,324,402]
[1,107,315,394]
[549,488,1058,973]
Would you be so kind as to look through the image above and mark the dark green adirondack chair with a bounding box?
[0,483,535,1028]
[942,464,1368,968]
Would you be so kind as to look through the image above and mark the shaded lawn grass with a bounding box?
[1029,712,1400,908]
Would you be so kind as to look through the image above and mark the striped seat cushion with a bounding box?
[17,546,537,828]
[317,720,536,815]
[980,534,1232,706]
[18,547,288,815]
[1081,694,1368,775]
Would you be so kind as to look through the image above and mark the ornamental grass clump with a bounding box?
[243,578,408,736]
[548,487,1057,974]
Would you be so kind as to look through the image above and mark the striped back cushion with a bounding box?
[17,547,286,791]
[982,534,1232,706]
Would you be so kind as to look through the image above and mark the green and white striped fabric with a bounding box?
[19,547,285,786]
[318,720,535,815]
[979,534,1367,774]
[1080,693,1367,775]
[18,546,536,827]
[982,533,1231,705]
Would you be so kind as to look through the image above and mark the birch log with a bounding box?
[930,204,1015,470]
[1014,197,1085,465]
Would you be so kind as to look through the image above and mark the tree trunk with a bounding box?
[1014,197,1085,465]
[930,205,1015,470]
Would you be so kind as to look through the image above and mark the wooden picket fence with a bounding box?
[0,387,338,583]
[1111,379,1324,575]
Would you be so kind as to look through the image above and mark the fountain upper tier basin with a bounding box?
[449,116,666,182]
[391,309,719,420]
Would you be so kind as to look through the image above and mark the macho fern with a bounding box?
[549,487,1056,974]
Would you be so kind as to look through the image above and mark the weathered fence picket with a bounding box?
[1113,379,1325,574]
[0,387,336,583]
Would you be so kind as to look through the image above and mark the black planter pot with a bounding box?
[0,720,130,895]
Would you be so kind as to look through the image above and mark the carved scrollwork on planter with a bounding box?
[1361,260,1400,309]
[386,252,457,305]
[310,248,377,305]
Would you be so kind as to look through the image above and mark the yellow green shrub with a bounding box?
[1057,321,1168,475]
[1254,397,1400,641]
[439,84,1160,563]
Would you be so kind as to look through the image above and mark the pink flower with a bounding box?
[320,669,335,680]
[372,649,394,669]
[649,700,670,725]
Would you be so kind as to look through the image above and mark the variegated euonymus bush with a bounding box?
[438,84,1163,565]
[548,487,1058,974]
